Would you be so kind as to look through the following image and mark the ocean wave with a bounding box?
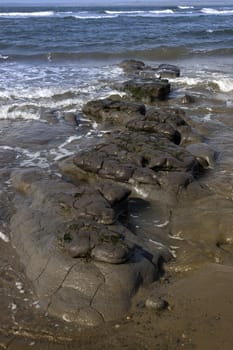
[178,6,194,9]
[201,8,233,15]
[149,9,174,14]
[0,11,54,18]
[2,47,191,63]
[194,47,233,57]
[212,77,233,92]
[175,72,233,93]
[0,54,9,60]
[1,7,233,20]
[105,10,145,15]
[104,9,174,17]
[73,13,117,19]
[3,44,233,65]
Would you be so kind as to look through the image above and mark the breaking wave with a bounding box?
[0,11,55,18]
[201,8,233,15]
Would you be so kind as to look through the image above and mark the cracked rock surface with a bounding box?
[8,60,214,329]
[10,169,170,326]
[60,129,200,202]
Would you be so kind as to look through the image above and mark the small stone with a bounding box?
[145,297,169,311]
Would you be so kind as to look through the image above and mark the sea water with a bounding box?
[0,3,233,122]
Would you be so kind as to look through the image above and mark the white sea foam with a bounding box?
[105,9,174,17]
[174,76,203,86]
[0,63,124,122]
[0,105,41,121]
[178,6,194,9]
[213,78,233,92]
[50,135,83,161]
[74,14,117,19]
[149,9,174,14]
[0,54,9,60]
[174,72,233,93]
[0,11,54,18]
[0,145,50,168]
[105,10,144,15]
[20,151,49,169]
[201,8,233,15]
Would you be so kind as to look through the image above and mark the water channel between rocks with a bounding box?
[0,60,233,349]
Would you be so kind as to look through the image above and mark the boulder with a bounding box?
[122,79,170,103]
[119,59,146,73]
[157,64,180,78]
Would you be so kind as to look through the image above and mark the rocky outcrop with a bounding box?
[82,98,146,125]
[119,59,180,79]
[9,60,214,328]
[121,79,170,102]
[10,168,171,326]
[60,130,199,202]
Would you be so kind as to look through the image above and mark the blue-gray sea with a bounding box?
[0,4,233,121]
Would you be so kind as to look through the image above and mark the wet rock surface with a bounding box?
[62,130,199,202]
[119,59,180,79]
[6,60,222,334]
[10,168,170,325]
[121,79,171,103]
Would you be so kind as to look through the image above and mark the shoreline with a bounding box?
[0,60,233,349]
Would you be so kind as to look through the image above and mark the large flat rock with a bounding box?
[10,169,171,326]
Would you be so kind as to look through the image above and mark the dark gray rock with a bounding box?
[119,59,146,73]
[122,79,170,103]
[10,168,171,326]
[82,99,190,144]
[180,94,196,104]
[178,125,204,145]
[82,98,146,125]
[60,130,201,202]
[145,107,186,128]
[138,69,161,79]
[119,60,180,80]
[186,143,216,169]
[157,64,180,78]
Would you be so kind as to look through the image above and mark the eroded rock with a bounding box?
[82,98,146,125]
[10,168,171,326]
[60,130,201,203]
[82,98,193,145]
[119,60,180,79]
[157,64,180,78]
[122,79,170,103]
[8,60,214,330]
